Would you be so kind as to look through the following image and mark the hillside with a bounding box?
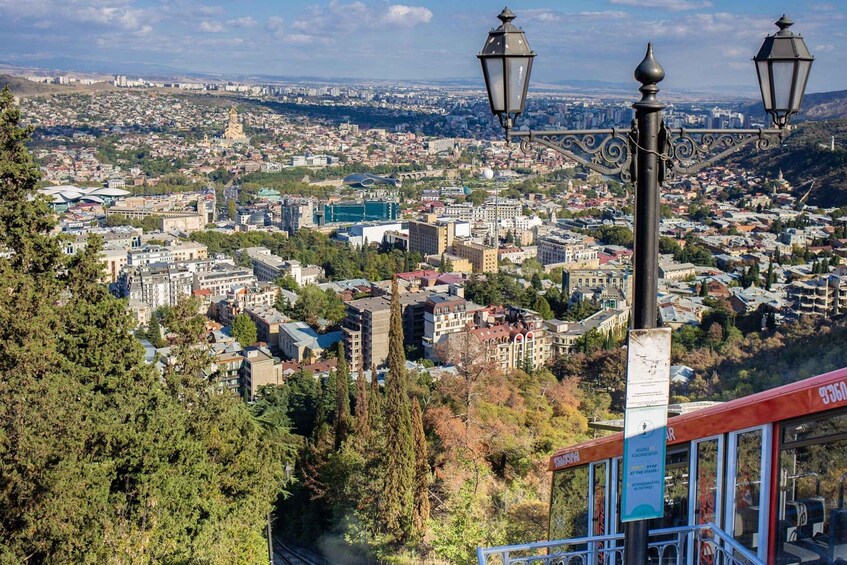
[738,89,847,122]
[801,90,847,121]
[0,74,115,97]
[730,118,847,207]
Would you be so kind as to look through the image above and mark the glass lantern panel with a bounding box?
[791,60,812,112]
[771,61,795,112]
[756,60,772,111]
[483,58,506,113]
[506,57,530,114]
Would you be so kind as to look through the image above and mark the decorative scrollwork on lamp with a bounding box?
[513,129,635,183]
[662,127,785,182]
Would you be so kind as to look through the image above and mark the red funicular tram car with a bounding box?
[480,366,847,564]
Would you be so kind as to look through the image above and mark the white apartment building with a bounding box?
[423,293,471,361]
[538,235,599,266]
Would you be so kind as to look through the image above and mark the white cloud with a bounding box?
[226,16,257,28]
[266,16,285,40]
[200,21,224,33]
[609,0,713,11]
[814,44,835,52]
[381,5,432,27]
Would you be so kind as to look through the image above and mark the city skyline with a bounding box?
[1,1,846,95]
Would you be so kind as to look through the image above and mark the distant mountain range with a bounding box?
[738,89,847,122]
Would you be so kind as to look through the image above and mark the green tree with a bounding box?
[354,357,369,441]
[534,295,554,320]
[0,88,287,562]
[380,277,415,543]
[467,189,487,206]
[411,400,430,540]
[334,343,351,450]
[227,199,237,221]
[147,314,166,348]
[277,274,299,291]
[230,312,258,346]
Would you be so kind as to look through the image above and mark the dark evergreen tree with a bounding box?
[354,355,369,441]
[147,314,166,348]
[380,277,415,543]
[411,400,430,539]
[0,87,288,562]
[334,342,351,450]
[230,312,258,346]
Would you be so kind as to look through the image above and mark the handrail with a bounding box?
[705,521,762,564]
[477,523,765,565]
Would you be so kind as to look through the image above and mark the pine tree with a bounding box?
[0,90,287,562]
[411,400,430,538]
[334,342,351,450]
[354,354,369,441]
[368,362,382,432]
[230,312,258,346]
[380,277,415,542]
[700,278,710,297]
[0,87,62,276]
[148,314,166,348]
[765,262,774,291]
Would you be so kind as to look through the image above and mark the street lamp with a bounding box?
[754,15,814,128]
[478,8,813,565]
[477,7,535,136]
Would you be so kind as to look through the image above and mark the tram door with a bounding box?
[590,461,609,538]
[688,436,724,565]
[725,425,772,562]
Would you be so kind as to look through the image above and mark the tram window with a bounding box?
[777,412,847,564]
[592,462,607,537]
[783,411,847,445]
[694,439,720,528]
[731,429,763,554]
[648,448,690,531]
[549,465,589,541]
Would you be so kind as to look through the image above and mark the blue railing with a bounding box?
[477,523,763,565]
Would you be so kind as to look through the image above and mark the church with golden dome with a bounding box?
[220,106,249,146]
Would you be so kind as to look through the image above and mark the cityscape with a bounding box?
[1,2,847,565]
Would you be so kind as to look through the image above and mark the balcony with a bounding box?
[477,523,762,565]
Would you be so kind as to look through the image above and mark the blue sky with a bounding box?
[0,0,845,94]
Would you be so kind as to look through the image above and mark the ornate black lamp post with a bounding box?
[478,9,813,565]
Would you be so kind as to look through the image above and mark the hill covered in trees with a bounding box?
[729,118,847,207]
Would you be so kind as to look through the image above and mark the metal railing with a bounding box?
[477,523,763,565]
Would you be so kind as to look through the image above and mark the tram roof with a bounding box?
[550,365,847,471]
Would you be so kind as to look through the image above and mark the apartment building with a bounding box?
[788,275,847,317]
[545,308,629,358]
[423,293,471,361]
[281,197,316,234]
[193,267,256,297]
[466,306,551,371]
[408,217,455,257]
[342,291,432,370]
[245,305,289,354]
[563,267,630,296]
[451,240,498,274]
[538,235,599,267]
[242,247,323,285]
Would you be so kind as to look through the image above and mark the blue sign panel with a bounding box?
[621,404,667,521]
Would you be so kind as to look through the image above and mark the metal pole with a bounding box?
[267,512,274,565]
[625,42,665,565]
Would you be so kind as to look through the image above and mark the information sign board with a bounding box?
[621,328,671,522]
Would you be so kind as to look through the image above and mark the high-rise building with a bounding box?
[451,240,498,274]
[342,291,432,369]
[408,217,455,257]
[281,197,316,234]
